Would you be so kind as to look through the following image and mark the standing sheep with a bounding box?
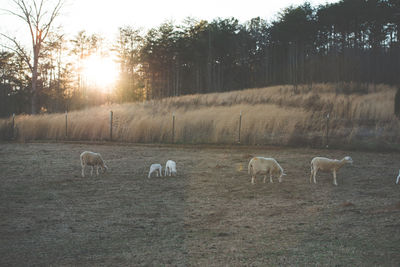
[80,151,108,178]
[148,164,162,178]
[248,157,285,184]
[310,156,353,186]
[165,160,177,176]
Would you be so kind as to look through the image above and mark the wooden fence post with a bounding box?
[65,111,68,139]
[110,111,113,141]
[238,111,242,143]
[172,112,175,143]
[12,113,15,139]
[326,113,330,148]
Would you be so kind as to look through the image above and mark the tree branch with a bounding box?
[0,33,32,71]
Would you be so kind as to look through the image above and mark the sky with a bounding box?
[0,0,340,43]
[0,0,340,90]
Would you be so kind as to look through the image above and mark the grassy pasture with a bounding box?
[0,142,399,265]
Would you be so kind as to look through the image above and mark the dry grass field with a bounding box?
[0,142,399,266]
[1,83,399,150]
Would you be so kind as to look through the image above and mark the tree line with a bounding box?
[1,0,399,117]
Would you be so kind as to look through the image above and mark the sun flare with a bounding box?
[81,55,119,93]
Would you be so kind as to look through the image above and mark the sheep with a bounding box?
[310,156,353,186]
[164,160,177,176]
[148,163,162,178]
[396,169,400,184]
[248,157,285,184]
[80,151,108,178]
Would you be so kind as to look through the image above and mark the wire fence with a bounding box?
[2,110,400,151]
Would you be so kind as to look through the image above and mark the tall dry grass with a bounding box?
[1,83,399,149]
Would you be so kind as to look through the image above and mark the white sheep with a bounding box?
[80,151,108,178]
[396,169,400,184]
[248,157,285,184]
[310,156,353,186]
[148,163,162,178]
[164,160,177,176]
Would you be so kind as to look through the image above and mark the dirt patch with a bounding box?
[0,142,399,266]
[341,201,355,207]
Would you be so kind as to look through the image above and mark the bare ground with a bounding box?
[0,142,399,266]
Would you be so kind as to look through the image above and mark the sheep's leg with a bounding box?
[333,170,338,186]
[270,174,273,183]
[251,175,255,184]
[263,175,267,183]
[310,166,313,183]
[90,166,93,176]
[148,170,152,178]
[81,165,85,178]
[96,166,99,176]
[313,169,317,184]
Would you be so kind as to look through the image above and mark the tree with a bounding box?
[40,31,71,112]
[70,30,101,97]
[0,51,31,116]
[2,0,63,114]
[114,26,145,102]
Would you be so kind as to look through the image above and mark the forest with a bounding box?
[1,0,399,117]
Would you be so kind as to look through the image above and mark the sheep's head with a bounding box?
[278,167,286,183]
[344,156,353,165]
[101,164,108,174]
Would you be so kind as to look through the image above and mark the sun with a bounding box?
[81,55,119,93]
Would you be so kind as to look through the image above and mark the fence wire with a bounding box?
[2,111,400,151]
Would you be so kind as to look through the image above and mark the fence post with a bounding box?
[11,113,15,139]
[65,111,68,139]
[326,113,330,148]
[110,111,113,141]
[238,111,242,144]
[172,112,175,143]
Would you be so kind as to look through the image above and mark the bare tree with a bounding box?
[1,0,63,114]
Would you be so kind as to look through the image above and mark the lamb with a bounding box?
[396,169,400,184]
[148,164,162,178]
[310,156,353,186]
[164,160,177,176]
[248,157,285,184]
[80,151,108,178]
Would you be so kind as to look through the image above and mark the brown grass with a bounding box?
[1,83,399,149]
[1,143,400,265]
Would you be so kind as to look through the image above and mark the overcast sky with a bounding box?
[0,0,340,45]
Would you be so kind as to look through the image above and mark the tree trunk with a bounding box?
[31,46,39,114]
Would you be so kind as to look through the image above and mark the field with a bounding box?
[0,142,399,266]
[2,83,400,150]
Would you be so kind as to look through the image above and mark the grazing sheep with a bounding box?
[248,157,285,184]
[165,160,177,176]
[310,156,353,186]
[80,151,108,178]
[148,164,162,178]
[396,170,400,184]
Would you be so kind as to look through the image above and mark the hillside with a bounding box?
[1,83,399,150]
